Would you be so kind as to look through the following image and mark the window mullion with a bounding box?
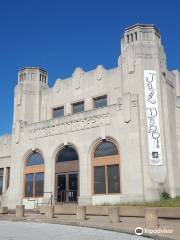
[105,165,108,194]
[33,173,35,197]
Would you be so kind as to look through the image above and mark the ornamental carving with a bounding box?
[96,65,104,81]
[72,67,84,89]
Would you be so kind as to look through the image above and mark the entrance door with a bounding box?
[57,173,78,202]
[57,174,66,202]
[69,173,78,202]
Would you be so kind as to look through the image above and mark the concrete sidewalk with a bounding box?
[0,213,179,240]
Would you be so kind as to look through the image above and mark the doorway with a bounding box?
[57,173,78,202]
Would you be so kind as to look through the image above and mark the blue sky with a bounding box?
[0,0,180,135]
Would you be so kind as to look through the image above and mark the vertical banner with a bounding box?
[144,70,162,165]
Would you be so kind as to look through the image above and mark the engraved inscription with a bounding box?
[29,113,110,139]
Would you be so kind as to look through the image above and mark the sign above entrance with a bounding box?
[29,113,110,139]
[144,70,162,165]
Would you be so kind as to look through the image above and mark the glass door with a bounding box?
[57,174,66,202]
[69,173,78,202]
[57,173,78,202]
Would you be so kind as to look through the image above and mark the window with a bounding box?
[0,168,4,195]
[94,165,120,194]
[94,166,106,194]
[72,101,84,113]
[56,146,78,162]
[92,140,120,194]
[94,141,118,158]
[26,152,44,166]
[25,173,33,197]
[94,95,107,109]
[107,165,120,193]
[131,33,133,42]
[24,152,44,198]
[127,35,129,44]
[53,106,64,118]
[35,172,44,197]
[25,172,44,198]
[135,32,138,41]
[6,167,10,190]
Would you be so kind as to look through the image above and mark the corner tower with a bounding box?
[119,24,180,200]
[119,24,166,92]
[13,67,48,127]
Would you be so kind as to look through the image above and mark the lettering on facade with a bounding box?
[29,113,110,139]
[144,70,162,165]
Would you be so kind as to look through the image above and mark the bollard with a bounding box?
[76,206,86,221]
[45,205,54,218]
[16,205,25,218]
[108,207,120,223]
[145,208,159,229]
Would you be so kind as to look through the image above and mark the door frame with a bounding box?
[55,171,79,203]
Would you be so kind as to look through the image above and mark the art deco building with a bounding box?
[0,24,180,209]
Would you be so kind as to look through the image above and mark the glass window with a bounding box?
[57,146,78,162]
[0,168,4,195]
[6,167,10,190]
[72,101,84,113]
[53,107,64,118]
[94,95,107,109]
[25,173,44,197]
[94,166,106,194]
[25,173,34,197]
[107,165,120,193]
[35,172,44,197]
[26,152,44,166]
[94,141,118,158]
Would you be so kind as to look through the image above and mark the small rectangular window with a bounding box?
[72,101,84,113]
[94,95,107,109]
[94,166,106,194]
[6,167,10,190]
[107,165,120,193]
[135,32,137,41]
[0,168,4,195]
[53,106,64,118]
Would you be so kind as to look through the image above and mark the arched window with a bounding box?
[94,141,118,158]
[56,146,78,162]
[24,151,44,198]
[92,140,120,195]
[26,152,44,166]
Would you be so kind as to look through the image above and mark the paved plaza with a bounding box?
[0,221,152,240]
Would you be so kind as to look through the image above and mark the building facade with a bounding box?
[1,24,180,209]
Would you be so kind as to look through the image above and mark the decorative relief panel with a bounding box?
[72,67,84,89]
[29,113,110,139]
[95,65,104,81]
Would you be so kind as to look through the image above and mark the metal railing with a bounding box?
[27,191,53,208]
[57,190,77,203]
